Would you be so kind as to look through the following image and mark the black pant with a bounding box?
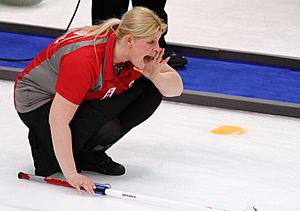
[91,0,168,47]
[18,77,162,176]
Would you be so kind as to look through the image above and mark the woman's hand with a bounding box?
[134,48,183,97]
[134,48,170,80]
[65,172,96,195]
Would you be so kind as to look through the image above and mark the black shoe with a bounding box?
[78,152,125,176]
[163,48,188,68]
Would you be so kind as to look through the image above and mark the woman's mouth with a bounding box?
[143,55,154,64]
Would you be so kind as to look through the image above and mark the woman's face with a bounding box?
[129,31,162,69]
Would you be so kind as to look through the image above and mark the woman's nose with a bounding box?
[153,42,160,51]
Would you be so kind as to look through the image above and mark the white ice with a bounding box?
[1,79,300,211]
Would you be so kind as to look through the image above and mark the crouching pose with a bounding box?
[14,7,183,194]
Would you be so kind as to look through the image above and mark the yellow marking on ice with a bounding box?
[210,125,246,135]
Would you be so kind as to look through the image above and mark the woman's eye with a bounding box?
[148,41,154,44]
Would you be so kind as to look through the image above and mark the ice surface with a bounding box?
[1,80,300,210]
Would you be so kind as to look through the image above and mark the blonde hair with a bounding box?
[115,6,167,39]
[59,7,167,65]
[67,6,167,41]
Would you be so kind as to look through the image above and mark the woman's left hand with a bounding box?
[134,48,170,80]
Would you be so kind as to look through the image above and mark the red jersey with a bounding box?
[14,30,141,113]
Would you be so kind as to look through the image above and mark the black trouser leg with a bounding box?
[18,102,61,176]
[118,77,162,137]
[80,77,162,153]
[131,0,167,23]
[76,77,161,172]
[91,0,129,24]
[82,117,121,152]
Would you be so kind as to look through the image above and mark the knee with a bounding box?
[145,79,163,110]
[89,118,121,150]
[150,89,162,112]
[101,118,121,143]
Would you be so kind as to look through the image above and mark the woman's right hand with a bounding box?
[65,172,96,195]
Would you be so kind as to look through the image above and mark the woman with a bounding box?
[14,7,183,194]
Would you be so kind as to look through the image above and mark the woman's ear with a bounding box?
[125,34,133,49]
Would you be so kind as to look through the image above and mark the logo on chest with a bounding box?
[101,87,116,99]
[129,80,135,88]
[100,80,135,100]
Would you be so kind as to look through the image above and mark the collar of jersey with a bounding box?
[102,32,141,81]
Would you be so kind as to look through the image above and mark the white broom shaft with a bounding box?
[18,172,229,211]
[105,188,226,211]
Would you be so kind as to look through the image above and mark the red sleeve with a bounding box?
[56,51,97,105]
